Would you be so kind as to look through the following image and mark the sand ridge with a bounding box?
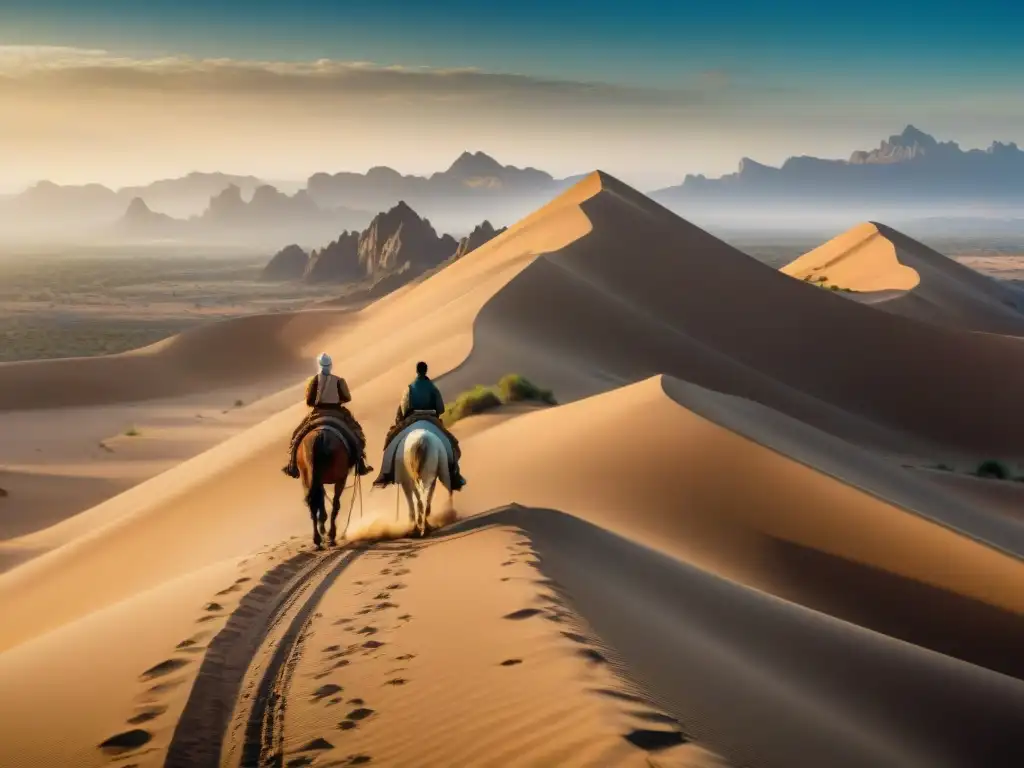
[1,171,1024,767]
[782,221,1024,334]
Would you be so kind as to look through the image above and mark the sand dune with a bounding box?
[0,307,355,412]
[1,171,1023,767]
[781,221,1024,335]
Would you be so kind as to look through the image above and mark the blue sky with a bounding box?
[4,0,1022,88]
[1,1,1022,189]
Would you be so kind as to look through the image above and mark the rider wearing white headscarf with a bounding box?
[282,352,372,478]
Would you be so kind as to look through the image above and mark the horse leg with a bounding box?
[421,475,438,536]
[308,485,323,550]
[401,480,418,537]
[328,481,343,545]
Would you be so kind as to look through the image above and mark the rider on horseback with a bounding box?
[373,361,467,490]
[281,352,373,479]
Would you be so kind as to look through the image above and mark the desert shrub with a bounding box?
[442,385,502,427]
[0,487,8,498]
[124,425,140,437]
[234,399,245,407]
[497,374,557,406]
[443,374,557,427]
[976,459,1009,480]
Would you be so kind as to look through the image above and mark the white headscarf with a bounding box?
[317,352,333,375]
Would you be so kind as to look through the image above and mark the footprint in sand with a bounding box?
[215,584,241,596]
[324,645,341,652]
[395,654,416,661]
[624,729,689,751]
[136,677,185,706]
[384,678,407,686]
[140,658,191,682]
[334,618,353,626]
[203,602,223,612]
[392,568,410,576]
[397,614,412,622]
[127,706,166,725]
[385,583,406,590]
[313,684,343,702]
[345,707,375,722]
[175,633,208,650]
[98,729,152,756]
[500,659,523,667]
[576,648,607,664]
[503,608,543,621]
[375,602,398,611]
[357,626,378,636]
[299,737,335,752]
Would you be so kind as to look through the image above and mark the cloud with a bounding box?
[0,45,744,111]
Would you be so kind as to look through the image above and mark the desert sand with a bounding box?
[1,172,1024,767]
[781,221,1024,334]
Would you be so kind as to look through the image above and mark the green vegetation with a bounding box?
[443,374,558,427]
[124,425,140,437]
[496,373,557,406]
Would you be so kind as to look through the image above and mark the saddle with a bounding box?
[383,410,455,457]
[295,411,364,463]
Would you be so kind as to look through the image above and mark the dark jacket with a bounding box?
[400,374,445,418]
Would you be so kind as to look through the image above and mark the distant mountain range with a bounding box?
[0,152,578,245]
[653,126,1024,216]
[305,151,581,233]
[114,185,371,248]
[6,128,1024,245]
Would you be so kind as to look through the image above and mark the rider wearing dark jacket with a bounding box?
[374,361,466,490]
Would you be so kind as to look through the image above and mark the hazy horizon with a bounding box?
[2,0,1024,193]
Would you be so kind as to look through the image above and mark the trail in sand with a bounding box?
[1,172,1024,767]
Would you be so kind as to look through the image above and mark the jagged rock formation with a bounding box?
[453,220,507,260]
[357,201,457,275]
[261,244,309,281]
[302,202,455,283]
[304,231,360,282]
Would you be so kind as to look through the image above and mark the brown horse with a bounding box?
[296,427,353,549]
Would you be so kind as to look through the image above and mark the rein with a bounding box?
[339,463,365,541]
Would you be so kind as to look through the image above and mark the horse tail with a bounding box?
[408,431,435,501]
[409,432,429,480]
[306,429,331,513]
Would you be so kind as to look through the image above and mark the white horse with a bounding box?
[395,428,452,537]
